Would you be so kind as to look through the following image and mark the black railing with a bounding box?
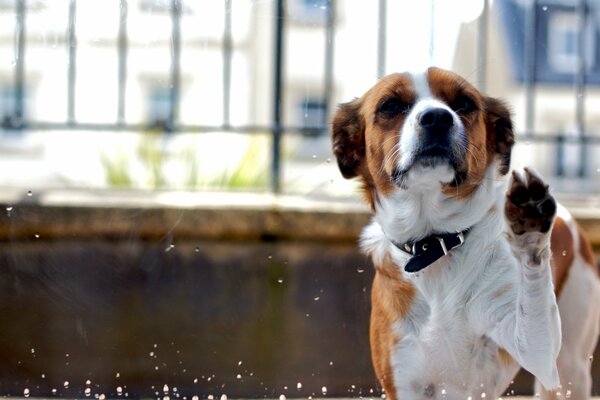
[2,0,599,192]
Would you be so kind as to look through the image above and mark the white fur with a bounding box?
[361,162,563,399]
[397,98,466,175]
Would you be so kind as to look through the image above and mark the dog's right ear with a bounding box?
[331,99,365,179]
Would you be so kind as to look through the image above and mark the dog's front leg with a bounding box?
[489,168,562,390]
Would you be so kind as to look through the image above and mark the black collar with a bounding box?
[390,229,469,273]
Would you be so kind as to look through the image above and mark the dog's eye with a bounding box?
[377,98,410,117]
[450,95,477,115]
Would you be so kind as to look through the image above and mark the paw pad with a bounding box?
[505,168,556,235]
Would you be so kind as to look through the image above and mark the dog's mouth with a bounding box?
[391,145,467,188]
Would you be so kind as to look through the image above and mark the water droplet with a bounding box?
[52,388,57,395]
[589,355,594,362]
[163,396,170,400]
[481,393,486,399]
[566,389,572,398]
[192,397,199,400]
[165,244,175,252]
[562,250,567,256]
[312,155,317,159]
[236,374,242,379]
[314,296,320,301]
[321,386,328,395]
[34,233,40,239]
[150,351,155,357]
[6,206,13,216]
[41,374,45,379]
[85,388,92,397]
[542,5,548,11]
[115,372,120,378]
[64,381,70,388]
[208,395,214,400]
[277,278,283,284]
[296,382,302,390]
[326,158,331,163]
[220,395,227,400]
[194,247,200,252]
[27,190,32,197]
[163,385,169,393]
[31,348,35,354]
[24,388,30,397]
[441,388,447,397]
[329,361,334,366]
[268,255,272,259]
[99,394,106,400]
[117,386,123,395]
[357,268,364,273]
[279,395,286,400]
[86,380,92,385]
[193,379,198,384]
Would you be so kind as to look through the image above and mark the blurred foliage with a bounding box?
[101,131,268,190]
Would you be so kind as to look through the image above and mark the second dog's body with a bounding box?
[331,68,600,399]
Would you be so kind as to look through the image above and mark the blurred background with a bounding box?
[0,0,599,398]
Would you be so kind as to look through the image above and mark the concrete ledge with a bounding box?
[2,189,600,247]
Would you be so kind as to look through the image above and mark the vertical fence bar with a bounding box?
[476,0,488,92]
[14,0,26,127]
[169,0,181,132]
[117,0,128,125]
[429,0,435,64]
[271,0,285,193]
[67,0,77,124]
[322,0,335,130]
[576,0,587,177]
[223,0,233,128]
[377,0,386,78]
[523,0,537,138]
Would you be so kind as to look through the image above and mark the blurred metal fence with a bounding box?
[3,0,600,192]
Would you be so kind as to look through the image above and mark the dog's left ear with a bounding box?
[484,96,515,175]
[331,99,365,179]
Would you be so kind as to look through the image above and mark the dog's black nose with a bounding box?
[419,108,453,133]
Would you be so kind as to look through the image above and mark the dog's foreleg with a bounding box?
[489,168,562,390]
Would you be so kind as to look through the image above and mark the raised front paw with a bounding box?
[505,168,556,236]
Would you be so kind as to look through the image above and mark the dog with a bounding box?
[331,67,600,399]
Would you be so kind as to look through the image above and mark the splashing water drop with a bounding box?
[297,382,302,390]
[163,385,169,393]
[24,388,30,397]
[85,388,92,397]
[116,386,123,395]
[64,381,70,389]
[321,386,328,395]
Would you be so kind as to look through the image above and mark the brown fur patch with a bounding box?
[370,255,415,400]
[550,217,575,297]
[497,347,514,367]
[577,224,599,277]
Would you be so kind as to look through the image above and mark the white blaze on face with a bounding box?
[395,70,466,183]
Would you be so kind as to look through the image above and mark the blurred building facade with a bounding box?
[0,0,598,193]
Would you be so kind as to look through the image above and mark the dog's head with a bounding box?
[331,67,514,208]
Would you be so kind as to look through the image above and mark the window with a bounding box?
[498,0,600,84]
[298,99,327,130]
[547,11,595,74]
[288,0,331,24]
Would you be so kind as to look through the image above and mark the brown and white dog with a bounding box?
[331,67,600,399]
